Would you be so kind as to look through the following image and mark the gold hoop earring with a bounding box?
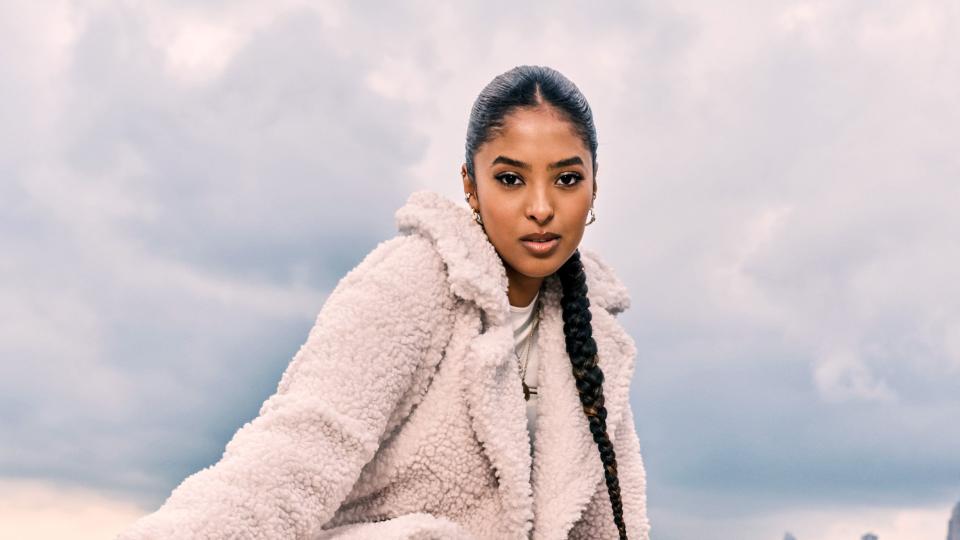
[586,207,596,226]
[465,192,484,225]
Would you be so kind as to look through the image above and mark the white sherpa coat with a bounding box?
[117,190,651,540]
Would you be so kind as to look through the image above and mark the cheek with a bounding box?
[565,228,586,252]
[489,217,518,249]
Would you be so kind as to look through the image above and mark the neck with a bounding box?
[505,264,544,308]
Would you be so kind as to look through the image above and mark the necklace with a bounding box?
[514,293,543,401]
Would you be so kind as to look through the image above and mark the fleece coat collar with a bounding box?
[395,190,639,539]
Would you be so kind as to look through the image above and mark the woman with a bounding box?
[117,65,651,540]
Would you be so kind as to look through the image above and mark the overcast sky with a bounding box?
[2,1,959,539]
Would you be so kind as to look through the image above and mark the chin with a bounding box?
[512,257,562,279]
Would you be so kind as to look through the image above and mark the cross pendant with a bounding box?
[522,381,537,401]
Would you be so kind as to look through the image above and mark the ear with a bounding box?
[461,163,477,209]
[592,163,598,199]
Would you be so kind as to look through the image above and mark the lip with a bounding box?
[520,237,560,255]
[519,231,561,241]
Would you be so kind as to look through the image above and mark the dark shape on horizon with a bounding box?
[861,533,878,540]
[948,500,960,540]
[783,533,797,540]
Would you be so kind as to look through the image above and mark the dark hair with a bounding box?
[464,66,627,539]
[463,65,598,185]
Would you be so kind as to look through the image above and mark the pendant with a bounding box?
[522,381,537,401]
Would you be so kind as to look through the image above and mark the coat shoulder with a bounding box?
[329,233,452,307]
[578,247,632,315]
[309,233,457,360]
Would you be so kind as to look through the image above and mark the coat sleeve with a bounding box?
[116,234,454,540]
[569,404,652,540]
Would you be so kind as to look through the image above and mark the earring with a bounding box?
[464,192,483,225]
[586,207,596,226]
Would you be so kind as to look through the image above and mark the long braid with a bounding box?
[557,249,627,540]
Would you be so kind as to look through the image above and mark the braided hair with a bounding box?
[463,65,628,539]
[557,250,626,539]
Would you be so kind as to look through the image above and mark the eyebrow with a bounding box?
[491,155,584,170]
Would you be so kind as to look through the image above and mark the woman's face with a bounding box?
[461,105,597,283]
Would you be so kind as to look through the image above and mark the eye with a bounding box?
[557,173,583,187]
[495,173,523,187]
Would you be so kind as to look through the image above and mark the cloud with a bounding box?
[651,497,956,540]
[1,0,958,537]
[1,0,426,504]
[812,346,897,403]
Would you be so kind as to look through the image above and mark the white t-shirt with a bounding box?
[509,290,541,456]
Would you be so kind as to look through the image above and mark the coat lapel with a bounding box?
[530,274,638,539]
[394,190,636,539]
[397,190,535,538]
[460,315,537,538]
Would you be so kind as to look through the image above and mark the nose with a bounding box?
[525,186,554,225]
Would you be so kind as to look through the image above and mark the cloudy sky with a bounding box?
[2,1,958,539]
